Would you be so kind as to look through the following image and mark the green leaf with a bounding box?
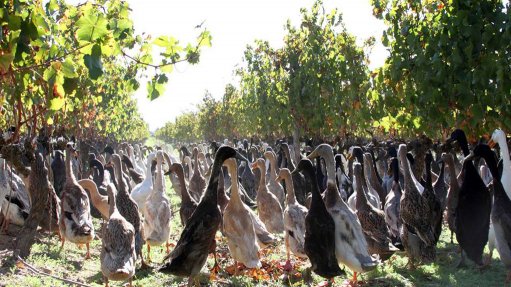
[76,11,108,43]
[0,53,14,74]
[63,77,79,94]
[8,15,22,31]
[49,97,65,111]
[83,44,103,80]
[62,58,78,78]
[147,74,168,100]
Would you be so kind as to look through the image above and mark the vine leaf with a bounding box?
[147,73,168,100]
[49,97,65,111]
[76,11,108,43]
[83,44,103,80]
[0,53,14,73]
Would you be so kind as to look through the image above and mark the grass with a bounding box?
[0,175,508,286]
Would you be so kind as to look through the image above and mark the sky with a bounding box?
[128,0,388,131]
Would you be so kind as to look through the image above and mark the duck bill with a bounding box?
[488,139,496,149]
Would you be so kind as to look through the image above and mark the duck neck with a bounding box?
[226,161,241,204]
[355,170,369,210]
[154,156,164,195]
[445,156,459,190]
[425,157,433,190]
[268,155,278,180]
[283,173,296,205]
[107,185,117,216]
[175,164,193,203]
[283,145,296,170]
[65,148,76,182]
[258,163,266,189]
[399,150,416,193]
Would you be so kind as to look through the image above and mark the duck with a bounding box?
[281,143,307,206]
[100,183,136,287]
[167,162,197,227]
[143,150,172,261]
[121,154,144,185]
[276,168,308,271]
[239,155,257,200]
[335,153,351,202]
[78,179,109,220]
[442,152,461,244]
[111,154,147,268]
[51,150,66,197]
[163,152,183,199]
[424,152,443,245]
[89,158,109,194]
[347,147,380,211]
[433,155,447,211]
[363,152,386,204]
[307,144,377,283]
[293,158,344,281]
[160,146,239,286]
[384,156,403,247]
[353,161,398,261]
[471,143,511,282]
[449,129,491,267]
[263,151,286,207]
[397,144,435,267]
[489,129,511,198]
[188,148,206,203]
[130,153,155,214]
[127,144,145,176]
[250,158,284,234]
[59,143,95,259]
[222,157,261,273]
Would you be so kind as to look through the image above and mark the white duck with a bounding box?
[128,145,145,176]
[489,129,511,198]
[222,158,261,273]
[143,150,172,261]
[130,152,155,214]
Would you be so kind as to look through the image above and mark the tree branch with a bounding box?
[12,43,93,73]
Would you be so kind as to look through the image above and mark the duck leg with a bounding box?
[456,250,467,268]
[352,271,358,283]
[187,276,198,287]
[166,240,171,254]
[104,276,109,287]
[128,278,133,287]
[147,244,151,263]
[282,236,293,272]
[209,239,221,273]
[85,242,91,259]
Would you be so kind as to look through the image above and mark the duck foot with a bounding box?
[456,252,467,269]
[84,243,91,260]
[280,259,293,273]
[140,259,151,270]
[210,261,221,274]
[484,254,493,266]
[317,278,335,287]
